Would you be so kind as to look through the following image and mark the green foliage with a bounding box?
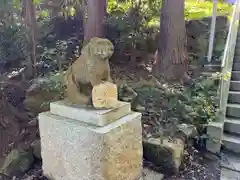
[106,1,159,56]
[0,0,232,71]
[106,0,231,61]
[185,0,232,20]
[39,71,65,108]
[131,75,219,134]
[0,0,230,128]
[41,72,65,94]
[39,40,68,71]
[108,0,232,27]
[176,76,219,126]
[0,25,28,67]
[196,34,209,60]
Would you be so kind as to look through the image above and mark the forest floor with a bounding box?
[0,59,220,180]
[112,61,221,180]
[161,148,220,180]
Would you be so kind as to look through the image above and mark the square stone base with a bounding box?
[50,100,131,127]
[39,109,142,180]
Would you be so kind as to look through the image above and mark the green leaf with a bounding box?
[223,71,231,81]
[12,0,20,9]
[39,10,49,18]
[68,6,76,16]
[32,0,42,5]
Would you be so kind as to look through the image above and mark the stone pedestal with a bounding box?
[38,100,143,180]
[206,122,223,153]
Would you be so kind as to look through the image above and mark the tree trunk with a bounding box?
[75,2,85,38]
[84,0,107,43]
[22,0,37,78]
[154,0,188,82]
[207,0,217,62]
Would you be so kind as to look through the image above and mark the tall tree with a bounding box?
[154,0,188,82]
[207,0,217,62]
[84,0,107,42]
[22,0,37,78]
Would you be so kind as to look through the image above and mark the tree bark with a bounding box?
[22,0,37,78]
[84,0,107,43]
[154,0,188,82]
[207,0,217,62]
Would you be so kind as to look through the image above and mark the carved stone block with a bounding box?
[38,101,143,180]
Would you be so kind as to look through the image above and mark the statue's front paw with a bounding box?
[86,97,93,106]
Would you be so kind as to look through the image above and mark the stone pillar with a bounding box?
[206,121,223,153]
[38,100,143,180]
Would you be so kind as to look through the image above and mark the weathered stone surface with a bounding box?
[224,118,240,135]
[50,100,131,126]
[206,122,223,153]
[143,137,184,175]
[38,111,142,180]
[206,140,222,155]
[31,140,41,160]
[186,16,228,60]
[64,37,114,106]
[92,82,119,109]
[223,133,240,154]
[0,148,34,177]
[176,123,197,140]
[221,167,240,180]
[142,168,164,180]
[221,150,240,172]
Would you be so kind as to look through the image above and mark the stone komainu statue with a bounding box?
[64,37,114,106]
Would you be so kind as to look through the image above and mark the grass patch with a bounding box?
[185,0,232,21]
[107,0,232,27]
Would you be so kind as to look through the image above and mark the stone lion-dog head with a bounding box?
[81,37,114,60]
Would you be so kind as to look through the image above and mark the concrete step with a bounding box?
[221,150,240,180]
[235,47,240,52]
[226,104,240,118]
[235,38,240,43]
[221,167,240,180]
[201,60,221,65]
[223,133,240,153]
[221,150,240,172]
[200,72,216,77]
[234,44,240,51]
[230,81,240,91]
[233,62,240,71]
[203,64,221,71]
[235,43,240,49]
[224,118,240,135]
[234,47,240,53]
[234,41,240,47]
[232,71,240,81]
[234,49,240,56]
[228,91,240,104]
[234,55,240,61]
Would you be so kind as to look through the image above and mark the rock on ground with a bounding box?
[143,168,164,180]
[143,137,184,175]
[30,140,41,160]
[0,148,34,177]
